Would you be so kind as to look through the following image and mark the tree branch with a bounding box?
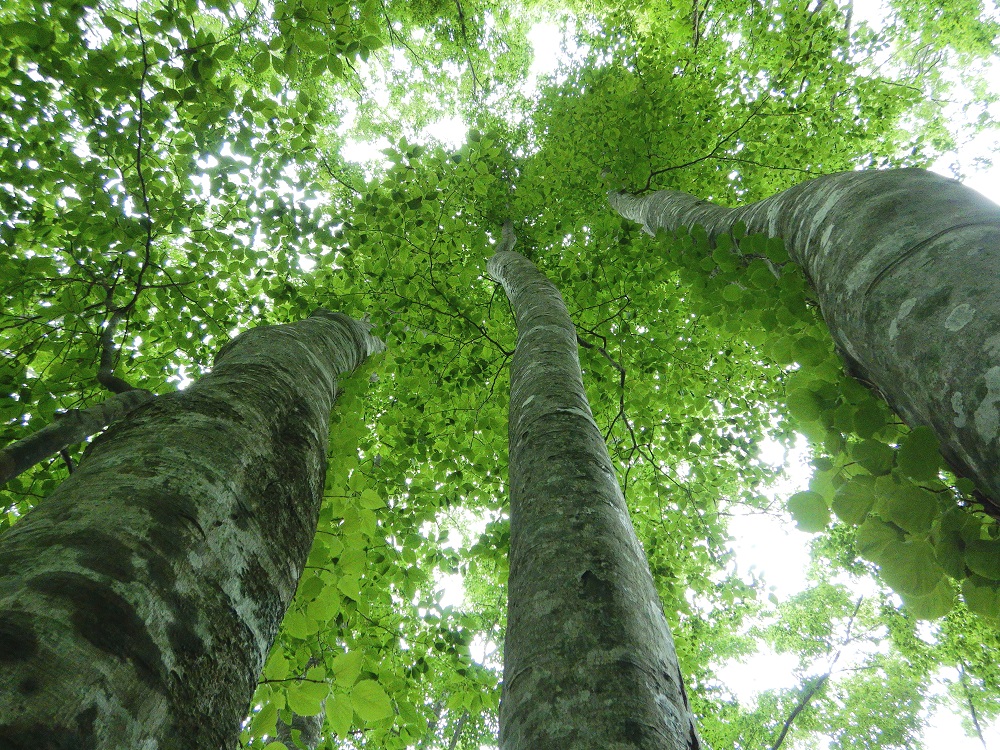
[448,709,470,750]
[97,309,138,394]
[770,597,864,750]
[0,389,154,486]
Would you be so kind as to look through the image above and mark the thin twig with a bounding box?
[448,709,470,750]
[770,597,864,750]
[959,663,989,749]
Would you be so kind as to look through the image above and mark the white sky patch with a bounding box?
[715,648,801,704]
[423,115,468,149]
[728,508,812,597]
[341,135,393,166]
[727,433,812,596]
[527,22,562,84]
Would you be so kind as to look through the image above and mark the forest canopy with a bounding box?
[2,0,1000,747]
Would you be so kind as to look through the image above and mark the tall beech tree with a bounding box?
[0,311,382,747]
[488,226,699,749]
[610,169,1000,621]
[610,169,1000,511]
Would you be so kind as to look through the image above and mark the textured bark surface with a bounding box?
[0,311,383,749]
[488,249,700,750]
[611,168,1000,509]
[275,709,325,749]
[0,389,155,486]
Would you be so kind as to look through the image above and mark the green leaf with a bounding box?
[5,21,54,48]
[785,387,821,421]
[282,609,315,640]
[764,236,789,263]
[877,540,944,596]
[896,426,941,481]
[306,585,341,621]
[787,491,830,532]
[898,578,955,620]
[964,539,1000,580]
[934,522,966,579]
[351,680,394,723]
[286,680,328,716]
[852,400,886,438]
[962,576,1000,618]
[337,575,361,601]
[856,517,905,562]
[331,651,363,686]
[721,284,742,302]
[359,488,385,509]
[877,478,939,535]
[851,439,894,475]
[253,52,271,73]
[264,649,290,681]
[831,475,876,525]
[262,743,289,750]
[250,702,279,737]
[328,692,354,738]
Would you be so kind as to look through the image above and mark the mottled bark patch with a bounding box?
[28,572,166,693]
[0,611,38,663]
[64,531,136,582]
[0,707,98,750]
[579,570,614,603]
[144,491,203,555]
[165,593,208,661]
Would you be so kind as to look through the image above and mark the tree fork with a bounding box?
[611,168,1000,511]
[488,237,700,750]
[0,310,383,748]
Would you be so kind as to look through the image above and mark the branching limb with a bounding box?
[59,448,75,474]
[97,308,138,394]
[453,0,482,99]
[448,709,470,750]
[0,389,154,486]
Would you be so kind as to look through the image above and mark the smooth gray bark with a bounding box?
[0,389,155,486]
[611,168,1000,511]
[488,247,700,750]
[0,310,383,748]
[275,709,325,749]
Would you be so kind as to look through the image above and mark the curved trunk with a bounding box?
[488,247,700,750]
[611,168,1000,509]
[0,311,383,748]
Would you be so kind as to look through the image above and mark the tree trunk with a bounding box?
[610,168,1000,510]
[0,310,383,749]
[488,245,700,750]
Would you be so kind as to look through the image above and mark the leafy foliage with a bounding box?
[2,0,1000,747]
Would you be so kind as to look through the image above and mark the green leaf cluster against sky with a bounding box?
[2,0,1000,747]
